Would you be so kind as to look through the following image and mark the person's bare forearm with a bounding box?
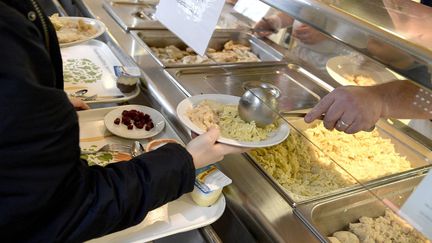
[373,80,431,119]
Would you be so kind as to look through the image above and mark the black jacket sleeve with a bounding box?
[0,2,195,242]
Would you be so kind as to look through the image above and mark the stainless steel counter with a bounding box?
[75,0,320,242]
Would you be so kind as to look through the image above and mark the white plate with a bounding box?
[104,105,165,139]
[176,94,290,148]
[326,56,400,86]
[56,17,106,48]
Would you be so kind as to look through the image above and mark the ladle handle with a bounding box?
[282,112,324,120]
[283,112,375,132]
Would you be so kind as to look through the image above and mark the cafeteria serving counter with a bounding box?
[74,0,319,242]
[72,0,431,242]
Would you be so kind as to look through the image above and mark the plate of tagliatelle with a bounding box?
[49,14,106,48]
[176,94,290,148]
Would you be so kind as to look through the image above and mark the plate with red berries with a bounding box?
[104,105,165,139]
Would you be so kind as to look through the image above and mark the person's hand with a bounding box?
[225,0,237,5]
[292,24,327,45]
[69,97,90,110]
[304,86,384,134]
[186,127,249,168]
[253,16,281,37]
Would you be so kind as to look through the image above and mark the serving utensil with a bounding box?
[238,81,281,127]
[238,81,374,131]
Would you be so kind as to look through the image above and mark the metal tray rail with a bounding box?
[293,174,427,242]
[131,29,286,68]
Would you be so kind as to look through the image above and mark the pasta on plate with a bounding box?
[187,100,277,142]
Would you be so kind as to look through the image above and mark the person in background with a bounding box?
[304,80,432,134]
[0,0,246,242]
[254,11,340,71]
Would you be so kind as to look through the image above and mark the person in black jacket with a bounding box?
[0,0,245,242]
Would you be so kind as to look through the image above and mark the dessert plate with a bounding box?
[104,105,165,139]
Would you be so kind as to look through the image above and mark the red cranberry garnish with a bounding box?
[118,109,154,130]
[122,117,131,125]
[135,122,144,129]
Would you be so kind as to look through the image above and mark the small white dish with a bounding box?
[104,105,165,139]
[176,94,290,148]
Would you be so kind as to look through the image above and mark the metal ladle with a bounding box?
[238,81,281,127]
[238,81,319,127]
[238,81,374,132]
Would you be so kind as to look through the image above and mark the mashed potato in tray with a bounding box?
[250,123,413,201]
[330,209,430,243]
[187,100,277,142]
[49,14,98,44]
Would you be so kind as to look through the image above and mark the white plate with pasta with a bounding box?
[176,94,290,148]
[49,15,106,48]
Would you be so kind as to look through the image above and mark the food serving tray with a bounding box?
[247,118,432,207]
[165,63,327,112]
[131,29,286,68]
[293,174,426,242]
[61,40,140,104]
[103,0,164,31]
[78,106,226,242]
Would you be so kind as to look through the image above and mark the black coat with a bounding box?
[0,1,195,242]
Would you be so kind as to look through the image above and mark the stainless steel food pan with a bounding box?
[132,29,286,68]
[103,1,164,31]
[247,116,431,206]
[294,174,426,242]
[165,63,326,112]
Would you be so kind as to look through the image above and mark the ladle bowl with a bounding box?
[238,81,281,127]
